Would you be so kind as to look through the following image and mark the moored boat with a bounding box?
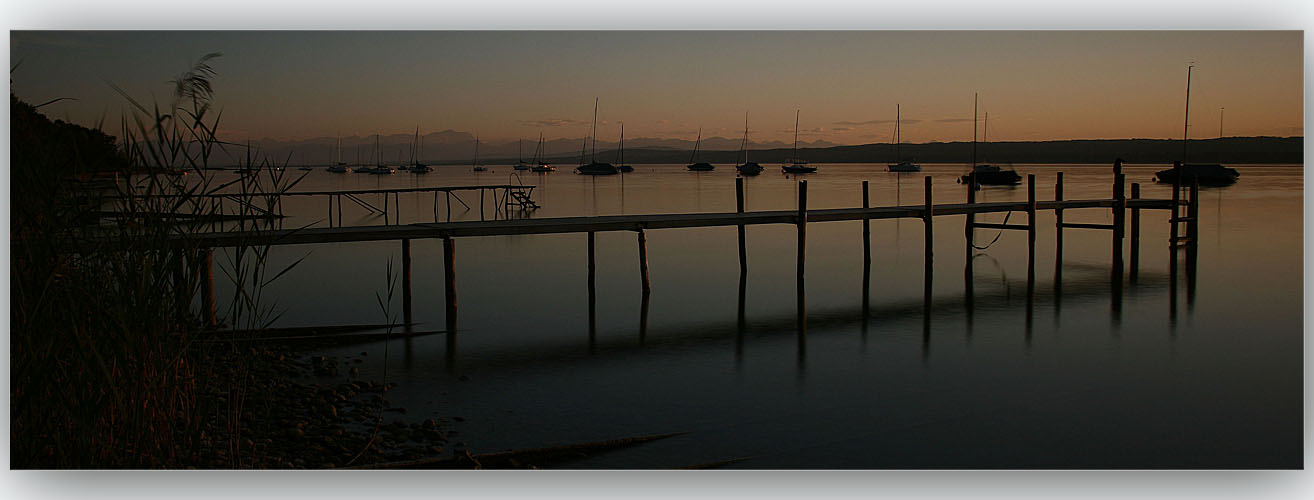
[735,112,763,176]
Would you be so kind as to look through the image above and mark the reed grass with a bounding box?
[11,54,306,468]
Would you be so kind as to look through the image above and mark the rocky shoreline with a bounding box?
[191,346,461,469]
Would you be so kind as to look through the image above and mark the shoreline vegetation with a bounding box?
[11,55,681,470]
[8,56,467,469]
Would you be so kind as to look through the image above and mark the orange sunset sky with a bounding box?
[10,31,1303,145]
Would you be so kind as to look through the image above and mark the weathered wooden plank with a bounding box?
[93,197,1177,249]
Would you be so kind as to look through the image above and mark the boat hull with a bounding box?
[782,165,817,174]
[1154,164,1240,186]
[687,163,715,172]
[576,162,618,175]
[737,163,763,176]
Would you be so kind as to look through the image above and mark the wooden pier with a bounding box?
[110,183,540,226]
[170,163,1200,334]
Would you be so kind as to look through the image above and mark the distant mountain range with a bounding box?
[234,131,839,166]
[223,135,1302,167]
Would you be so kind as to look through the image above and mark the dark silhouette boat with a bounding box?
[1155,67,1239,187]
[575,98,618,176]
[781,110,817,174]
[686,127,715,171]
[409,127,432,173]
[957,97,1015,185]
[887,104,921,172]
[735,112,763,176]
[1154,163,1239,186]
[615,123,634,173]
[959,164,1021,185]
[529,134,555,172]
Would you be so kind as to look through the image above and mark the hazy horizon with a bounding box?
[10,31,1303,145]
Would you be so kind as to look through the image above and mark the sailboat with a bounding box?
[530,133,555,172]
[472,136,487,172]
[410,127,432,173]
[327,135,351,172]
[1155,66,1239,186]
[513,139,531,171]
[959,96,1020,186]
[686,128,715,171]
[369,133,394,174]
[782,110,817,173]
[615,122,634,173]
[736,111,763,176]
[575,98,619,175]
[887,104,921,172]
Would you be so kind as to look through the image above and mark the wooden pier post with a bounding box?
[402,239,412,331]
[395,192,401,224]
[637,228,652,295]
[327,196,333,227]
[443,237,457,333]
[200,248,216,327]
[924,176,933,265]
[446,191,452,222]
[737,178,747,276]
[797,180,808,333]
[1187,178,1200,308]
[1113,162,1126,281]
[965,172,976,258]
[1054,172,1064,284]
[336,194,342,226]
[1027,174,1037,279]
[587,231,596,339]
[862,180,871,319]
[1130,183,1141,284]
[923,176,933,332]
[480,188,485,221]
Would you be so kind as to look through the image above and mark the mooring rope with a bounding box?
[970,210,1014,251]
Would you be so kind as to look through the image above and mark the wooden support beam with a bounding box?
[443,237,457,334]
[402,239,412,332]
[797,180,808,333]
[965,172,976,253]
[1113,171,1126,283]
[1130,183,1141,284]
[924,176,933,262]
[737,178,747,277]
[587,231,596,339]
[336,195,342,225]
[637,228,652,295]
[1027,174,1037,270]
[1054,171,1064,289]
[200,248,216,327]
[862,180,871,319]
[973,223,1030,231]
[1060,222,1116,230]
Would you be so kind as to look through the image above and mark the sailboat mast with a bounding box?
[473,135,479,167]
[1183,64,1193,162]
[793,110,799,161]
[743,111,750,164]
[591,97,598,163]
[895,104,901,162]
[690,128,702,163]
[971,93,978,168]
[983,112,988,164]
[620,122,624,167]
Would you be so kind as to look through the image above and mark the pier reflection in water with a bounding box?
[197,163,1298,468]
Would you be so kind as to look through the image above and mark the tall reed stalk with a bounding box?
[11,53,304,468]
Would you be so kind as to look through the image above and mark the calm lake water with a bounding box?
[206,163,1302,468]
